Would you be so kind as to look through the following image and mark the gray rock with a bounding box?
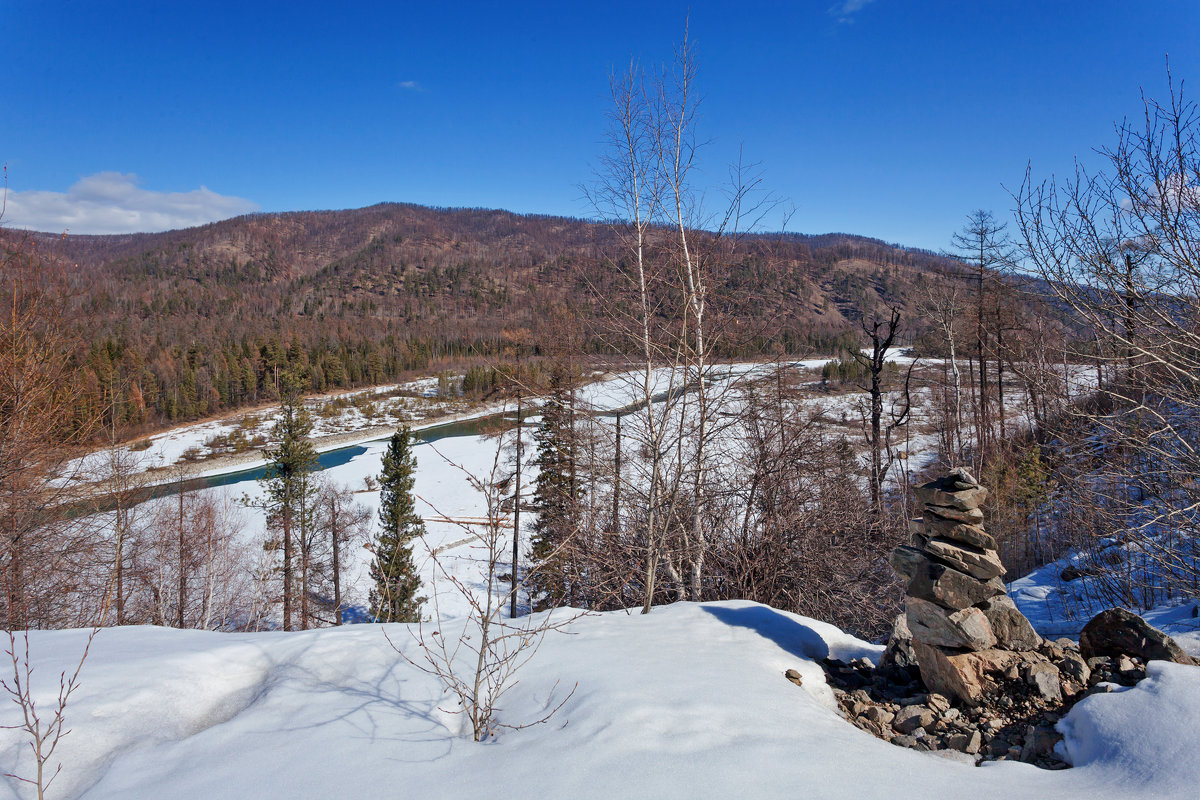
[907,597,997,651]
[1056,650,1091,686]
[1020,726,1061,763]
[1079,607,1199,665]
[947,730,983,754]
[890,545,926,583]
[977,595,1042,651]
[924,538,1007,580]
[881,613,918,669]
[927,693,951,714]
[864,705,895,726]
[922,516,998,551]
[1026,661,1063,702]
[893,705,936,734]
[916,474,989,511]
[906,553,1005,610]
[925,504,985,525]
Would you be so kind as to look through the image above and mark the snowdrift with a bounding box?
[2,601,1197,799]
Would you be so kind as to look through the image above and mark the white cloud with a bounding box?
[1,172,259,234]
[397,79,424,92]
[829,0,877,22]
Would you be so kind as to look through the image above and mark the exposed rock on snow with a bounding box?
[1079,607,1199,666]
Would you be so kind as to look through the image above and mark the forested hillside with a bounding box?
[10,203,1006,432]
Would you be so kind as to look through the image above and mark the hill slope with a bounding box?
[10,203,1006,428]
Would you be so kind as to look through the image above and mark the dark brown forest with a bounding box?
[7,202,1018,435]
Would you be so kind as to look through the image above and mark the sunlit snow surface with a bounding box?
[3,602,1199,799]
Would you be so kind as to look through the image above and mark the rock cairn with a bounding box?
[888,467,1043,704]
[806,468,1198,768]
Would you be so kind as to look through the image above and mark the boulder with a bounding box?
[1079,607,1199,665]
[922,516,998,551]
[924,538,1006,580]
[977,595,1042,651]
[912,640,1020,705]
[907,555,1005,610]
[907,598,996,651]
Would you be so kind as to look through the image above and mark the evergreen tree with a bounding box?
[370,426,426,622]
[261,370,318,630]
[528,381,581,608]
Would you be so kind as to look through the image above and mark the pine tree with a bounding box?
[261,370,318,630]
[370,426,425,622]
[528,382,581,608]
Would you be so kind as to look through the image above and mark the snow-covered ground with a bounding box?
[3,601,1199,799]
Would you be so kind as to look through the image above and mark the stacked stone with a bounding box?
[889,468,1042,704]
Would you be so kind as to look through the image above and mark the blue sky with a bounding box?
[3,0,1198,249]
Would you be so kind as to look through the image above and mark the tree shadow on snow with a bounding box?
[701,604,830,662]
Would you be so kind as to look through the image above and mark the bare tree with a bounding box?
[395,420,575,742]
[1014,69,1200,603]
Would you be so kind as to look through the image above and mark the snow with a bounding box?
[3,601,1199,799]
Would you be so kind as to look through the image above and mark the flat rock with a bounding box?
[923,516,998,550]
[978,595,1042,651]
[907,597,996,651]
[907,553,1005,610]
[912,641,1020,705]
[924,538,1006,580]
[916,474,989,511]
[925,505,985,525]
[1079,607,1199,665]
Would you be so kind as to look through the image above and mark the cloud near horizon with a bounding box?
[1,172,259,234]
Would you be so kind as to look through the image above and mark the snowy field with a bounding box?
[3,601,1199,799]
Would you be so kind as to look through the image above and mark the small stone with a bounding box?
[881,613,918,669]
[1026,661,1063,703]
[1020,727,1062,763]
[1116,655,1137,673]
[1057,651,1091,686]
[892,734,919,748]
[784,668,803,686]
[927,693,951,714]
[893,705,937,734]
[864,706,895,726]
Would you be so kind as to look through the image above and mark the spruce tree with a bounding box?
[371,426,425,622]
[261,370,318,630]
[528,380,580,608]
